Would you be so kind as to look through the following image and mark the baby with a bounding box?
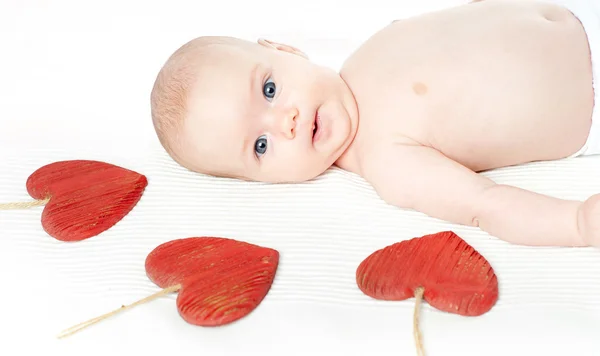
[150,0,600,248]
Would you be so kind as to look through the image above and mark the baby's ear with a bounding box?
[257,38,308,59]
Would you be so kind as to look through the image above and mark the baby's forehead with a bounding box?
[186,47,259,146]
[192,45,261,92]
[192,65,253,117]
[190,45,266,113]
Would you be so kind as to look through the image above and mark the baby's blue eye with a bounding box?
[263,79,276,100]
[255,135,268,156]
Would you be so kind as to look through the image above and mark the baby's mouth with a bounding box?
[312,113,319,141]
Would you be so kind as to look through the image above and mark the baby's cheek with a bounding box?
[279,153,323,182]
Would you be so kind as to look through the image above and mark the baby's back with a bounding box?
[339,0,593,173]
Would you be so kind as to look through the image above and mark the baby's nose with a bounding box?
[280,108,298,139]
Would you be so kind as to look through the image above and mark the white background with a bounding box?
[1,0,599,355]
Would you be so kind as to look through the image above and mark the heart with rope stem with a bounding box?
[57,236,279,338]
[0,160,147,241]
[356,231,499,356]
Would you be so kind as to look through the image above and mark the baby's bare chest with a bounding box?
[339,0,592,169]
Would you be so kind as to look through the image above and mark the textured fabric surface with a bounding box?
[1,147,599,355]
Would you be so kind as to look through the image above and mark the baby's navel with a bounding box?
[412,82,428,96]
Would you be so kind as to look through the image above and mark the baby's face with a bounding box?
[179,39,358,183]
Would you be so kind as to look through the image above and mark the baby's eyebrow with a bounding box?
[249,63,261,93]
[241,133,250,161]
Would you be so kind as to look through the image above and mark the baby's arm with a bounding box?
[368,145,588,246]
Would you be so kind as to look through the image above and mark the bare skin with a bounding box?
[151,0,600,247]
[336,0,598,246]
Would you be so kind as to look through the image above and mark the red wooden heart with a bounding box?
[145,237,279,326]
[25,160,147,242]
[356,231,498,316]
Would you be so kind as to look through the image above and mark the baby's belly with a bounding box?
[344,0,594,172]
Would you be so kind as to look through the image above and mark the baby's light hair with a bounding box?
[150,38,204,163]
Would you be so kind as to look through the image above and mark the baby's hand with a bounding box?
[578,194,600,247]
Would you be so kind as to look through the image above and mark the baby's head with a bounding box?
[150,36,359,183]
